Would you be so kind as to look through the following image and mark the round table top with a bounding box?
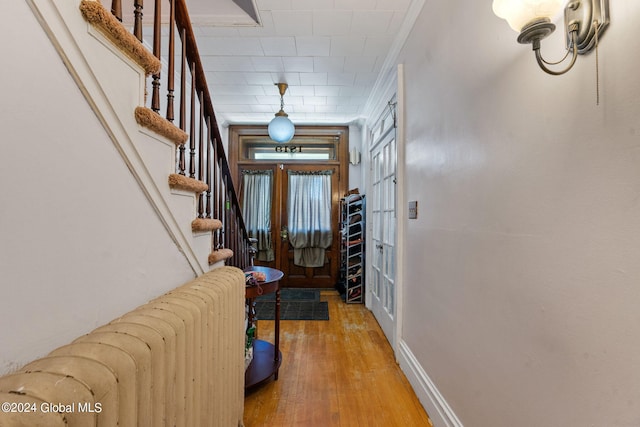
[244,265,284,284]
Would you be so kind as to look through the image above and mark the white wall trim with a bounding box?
[398,340,464,427]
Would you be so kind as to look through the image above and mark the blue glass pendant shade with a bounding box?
[268,115,295,143]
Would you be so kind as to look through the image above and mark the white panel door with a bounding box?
[370,125,397,348]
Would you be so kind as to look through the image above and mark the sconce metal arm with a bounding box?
[533,28,578,76]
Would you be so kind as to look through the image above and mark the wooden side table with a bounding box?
[244,266,284,390]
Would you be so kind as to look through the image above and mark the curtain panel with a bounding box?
[241,170,274,262]
[287,170,333,267]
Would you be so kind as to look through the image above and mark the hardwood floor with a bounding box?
[243,291,432,427]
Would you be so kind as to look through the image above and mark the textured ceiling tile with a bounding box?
[376,0,411,10]
[350,10,394,34]
[314,85,342,96]
[339,0,375,9]
[251,56,285,72]
[337,105,359,113]
[330,36,366,56]
[270,72,301,86]
[194,26,240,37]
[260,37,297,56]
[206,71,247,85]
[283,57,315,72]
[288,85,316,96]
[295,36,331,56]
[198,37,264,56]
[303,96,327,106]
[292,105,316,113]
[291,0,334,10]
[327,72,356,86]
[312,10,353,36]
[325,96,351,106]
[210,85,266,96]
[339,86,368,97]
[344,56,378,73]
[315,105,338,113]
[242,72,276,85]
[256,0,293,11]
[212,95,259,105]
[256,95,282,105]
[272,10,313,36]
[313,57,345,73]
[363,36,393,56]
[251,104,277,113]
[201,55,255,72]
[299,72,328,85]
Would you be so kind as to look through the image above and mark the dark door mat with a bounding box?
[255,301,329,321]
[256,288,320,302]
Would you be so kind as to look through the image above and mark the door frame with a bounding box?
[364,64,405,358]
[229,125,349,288]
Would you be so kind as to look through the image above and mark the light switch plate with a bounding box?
[408,201,418,219]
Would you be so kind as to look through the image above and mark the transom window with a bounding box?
[239,136,338,161]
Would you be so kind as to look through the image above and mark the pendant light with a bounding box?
[268,83,295,143]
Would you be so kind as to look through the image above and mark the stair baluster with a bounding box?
[151,0,161,113]
[108,0,251,268]
[112,0,122,21]
[178,27,187,176]
[133,0,143,41]
[166,0,175,122]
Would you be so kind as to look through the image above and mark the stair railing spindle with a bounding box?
[151,0,161,113]
[133,0,143,41]
[178,27,186,175]
[166,0,175,122]
[111,0,122,21]
[197,91,205,218]
[206,117,212,219]
[189,62,196,179]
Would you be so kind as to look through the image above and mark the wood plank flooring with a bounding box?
[243,291,432,427]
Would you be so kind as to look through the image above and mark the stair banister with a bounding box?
[109,0,251,269]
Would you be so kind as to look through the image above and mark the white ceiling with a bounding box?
[182,0,414,126]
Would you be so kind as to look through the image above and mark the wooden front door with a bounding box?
[231,126,348,289]
[279,164,340,288]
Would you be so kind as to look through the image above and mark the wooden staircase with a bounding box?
[29,0,251,274]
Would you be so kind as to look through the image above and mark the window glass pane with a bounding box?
[240,136,337,161]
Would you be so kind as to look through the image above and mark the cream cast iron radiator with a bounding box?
[0,266,246,426]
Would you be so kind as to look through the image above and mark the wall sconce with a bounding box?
[268,83,295,143]
[492,0,609,75]
[349,149,361,165]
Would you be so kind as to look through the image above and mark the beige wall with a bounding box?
[396,1,640,426]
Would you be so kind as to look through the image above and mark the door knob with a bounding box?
[280,226,289,241]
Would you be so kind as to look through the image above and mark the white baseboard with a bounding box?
[397,340,464,427]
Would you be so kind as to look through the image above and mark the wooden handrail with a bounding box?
[112,0,251,268]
